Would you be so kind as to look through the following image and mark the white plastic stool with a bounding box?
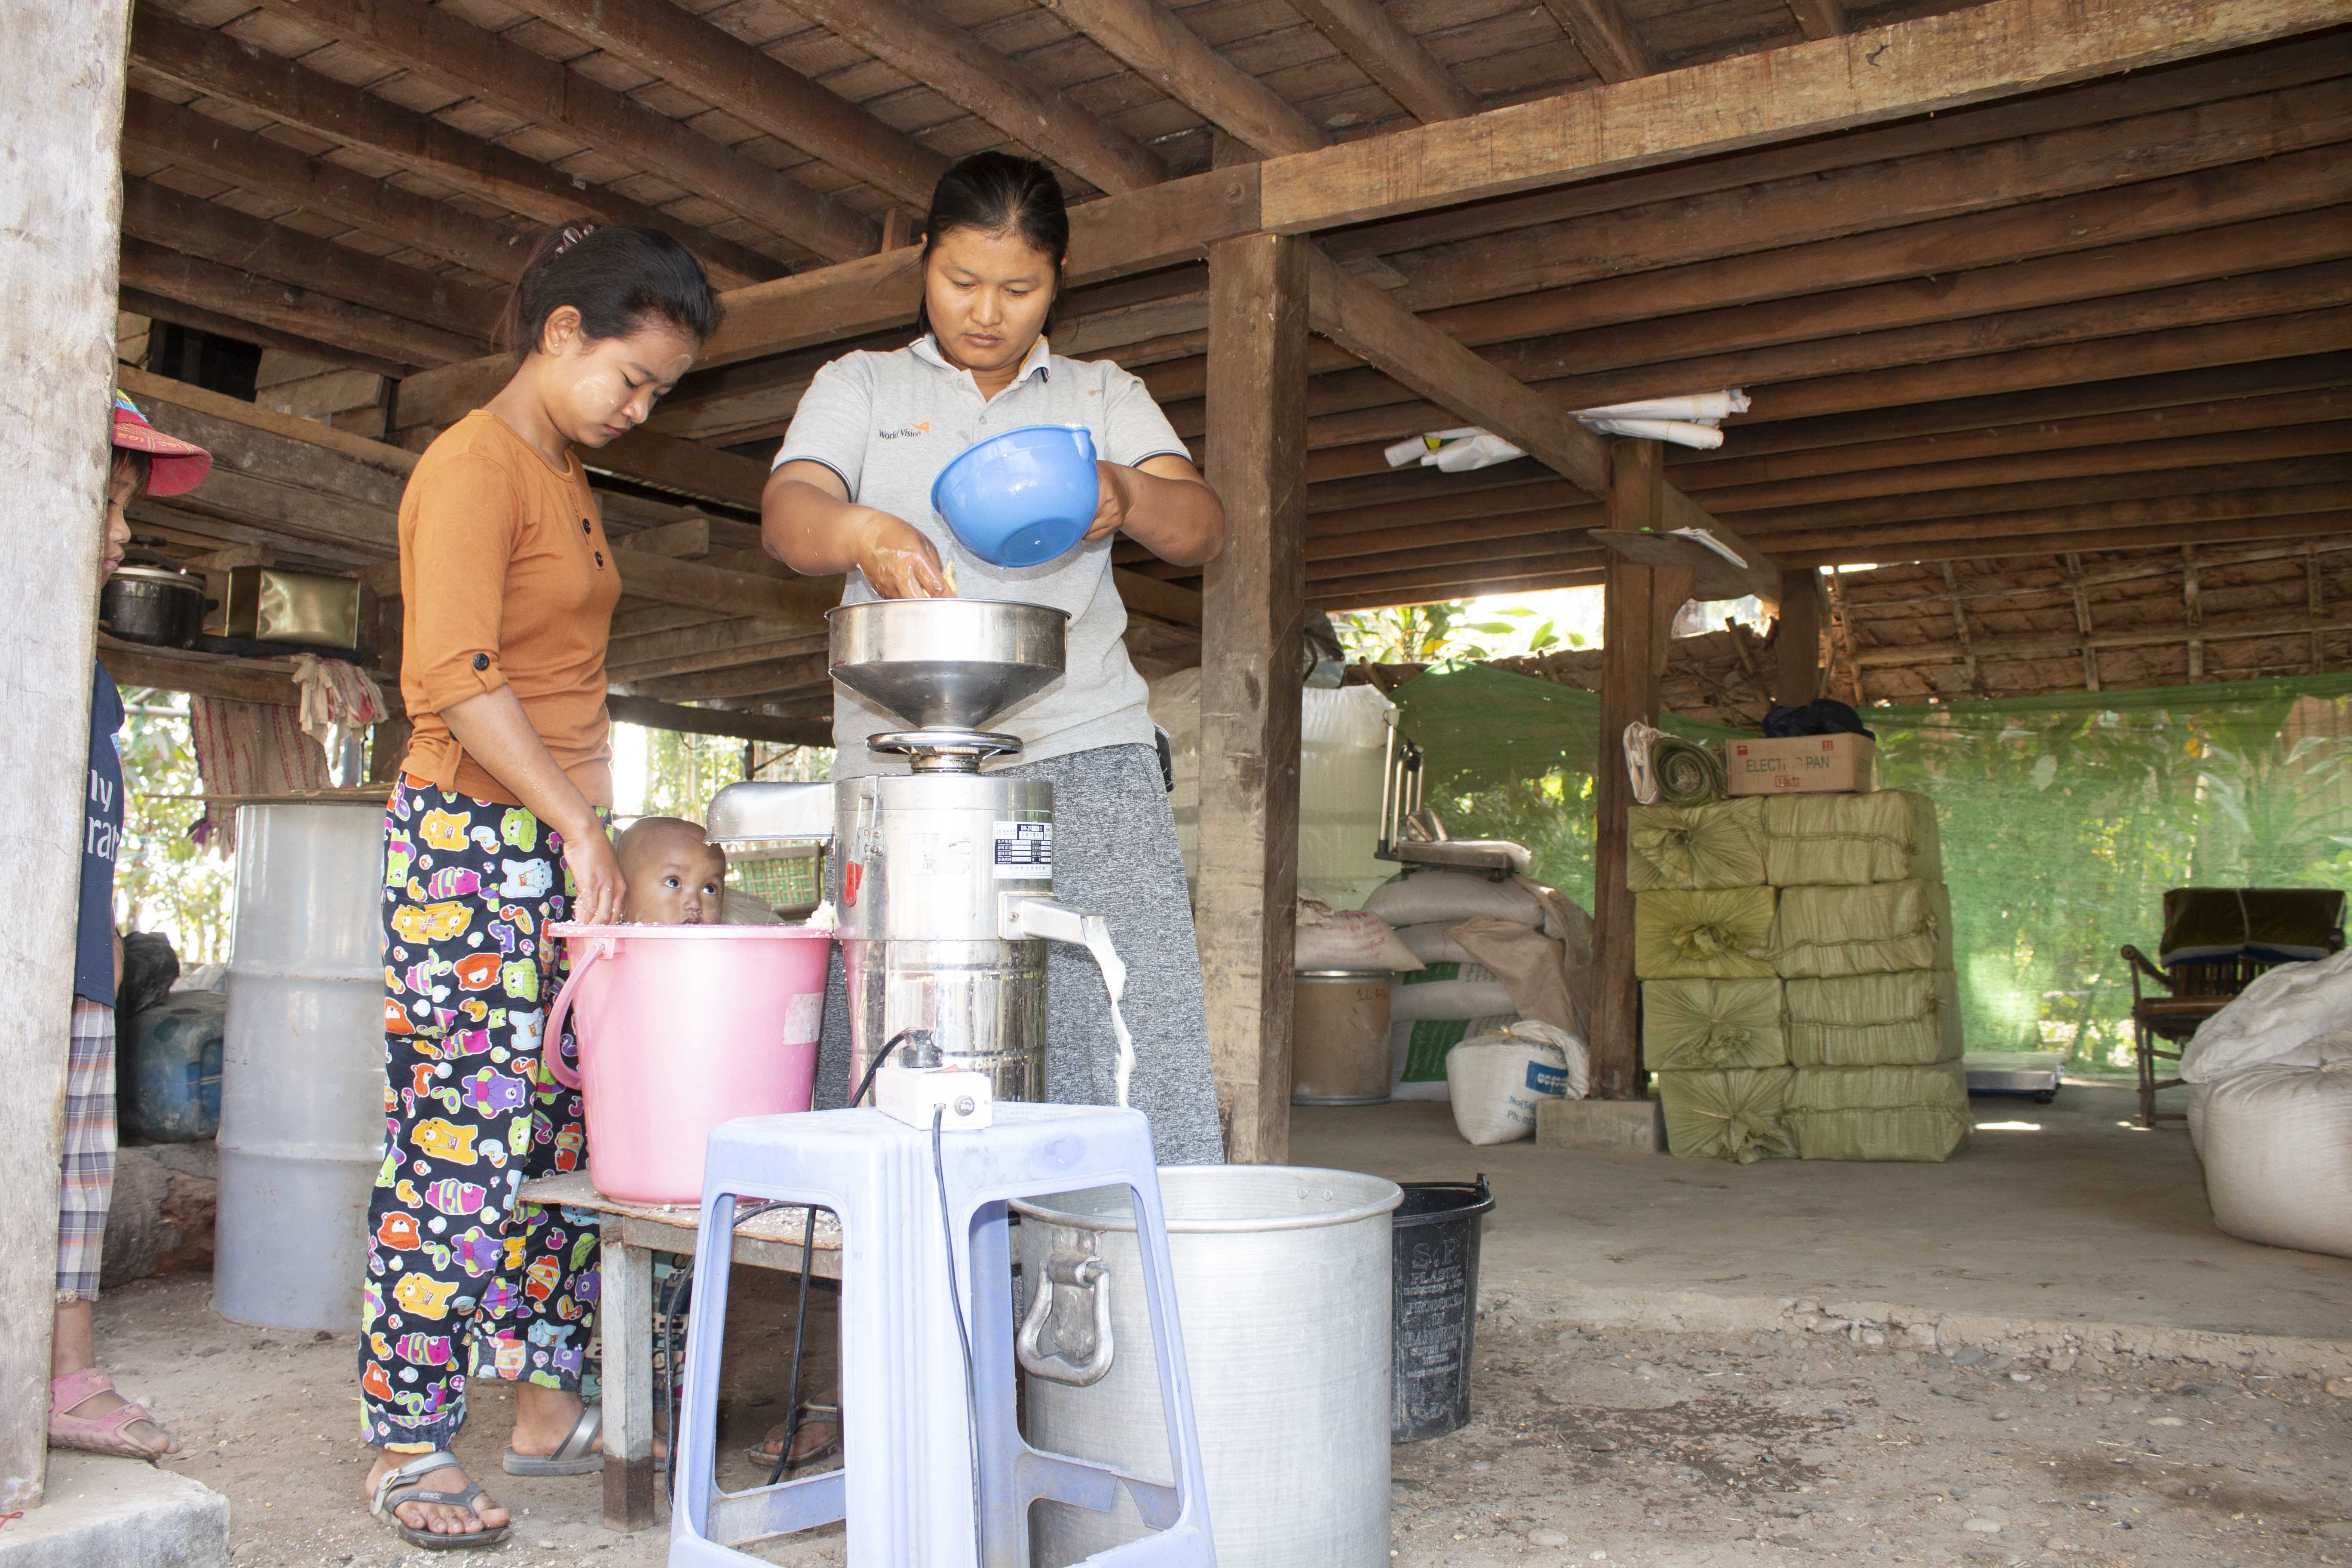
[668,1102,1217,1568]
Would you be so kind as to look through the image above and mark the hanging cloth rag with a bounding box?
[187,698,333,854]
[291,655,388,756]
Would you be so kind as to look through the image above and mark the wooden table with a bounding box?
[518,1171,843,1532]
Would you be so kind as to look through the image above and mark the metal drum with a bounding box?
[214,801,386,1330]
[1017,1166,1401,1568]
[1292,970,1395,1106]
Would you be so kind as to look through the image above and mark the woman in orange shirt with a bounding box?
[363,223,719,1551]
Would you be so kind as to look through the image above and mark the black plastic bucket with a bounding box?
[1390,1174,1495,1442]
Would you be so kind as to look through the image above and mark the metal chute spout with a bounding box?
[703,780,836,848]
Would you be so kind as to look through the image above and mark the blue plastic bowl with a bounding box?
[930,424,1099,569]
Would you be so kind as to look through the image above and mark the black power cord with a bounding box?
[664,1029,928,1501]
[759,1027,921,1490]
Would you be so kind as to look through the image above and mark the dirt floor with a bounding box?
[93,1262,2352,1567]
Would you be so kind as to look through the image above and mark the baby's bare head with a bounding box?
[617,817,727,925]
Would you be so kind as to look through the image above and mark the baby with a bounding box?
[616,817,727,925]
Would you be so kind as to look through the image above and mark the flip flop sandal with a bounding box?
[502,1402,605,1476]
[48,1368,174,1462]
[744,1405,842,1470]
[371,1449,510,1551]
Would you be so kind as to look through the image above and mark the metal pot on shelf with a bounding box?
[100,562,209,648]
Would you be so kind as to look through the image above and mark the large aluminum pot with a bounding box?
[1017,1166,1401,1568]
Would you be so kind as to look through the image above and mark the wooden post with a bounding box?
[1197,231,1308,1164]
[1774,567,1823,707]
[598,1222,657,1532]
[1588,440,1669,1100]
[0,0,132,1510]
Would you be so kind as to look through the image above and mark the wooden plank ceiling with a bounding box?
[113,0,2352,717]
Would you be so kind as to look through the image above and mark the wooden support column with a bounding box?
[1589,439,1670,1101]
[1198,232,1308,1164]
[0,0,131,1510]
[1774,567,1822,707]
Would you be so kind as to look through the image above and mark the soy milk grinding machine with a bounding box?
[704,597,1128,1106]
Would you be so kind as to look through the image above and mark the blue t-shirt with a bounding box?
[74,665,125,1007]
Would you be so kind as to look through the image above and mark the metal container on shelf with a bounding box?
[221,565,362,650]
[1291,969,1395,1106]
[214,800,387,1330]
[1017,1165,1402,1568]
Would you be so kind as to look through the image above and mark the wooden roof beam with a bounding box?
[122,176,501,349]
[122,91,531,283]
[783,0,1168,193]
[119,239,481,371]
[1302,246,1781,603]
[122,285,415,381]
[1785,0,1848,42]
[1538,0,1652,83]
[1042,0,1329,157]
[128,9,781,289]
[1156,265,2352,456]
[509,0,950,208]
[252,0,878,263]
[392,165,1267,432]
[1256,0,2346,232]
[416,6,2340,404]
[1286,0,1479,123]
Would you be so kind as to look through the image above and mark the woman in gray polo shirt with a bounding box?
[762,152,1228,1173]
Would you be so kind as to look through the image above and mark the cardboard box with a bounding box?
[1724,733,1876,795]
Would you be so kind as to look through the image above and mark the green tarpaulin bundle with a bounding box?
[1627,797,1767,891]
[1785,1060,1972,1161]
[1635,886,1779,980]
[1643,978,1788,1070]
[1774,880,1952,979]
[1762,791,1944,888]
[1392,1014,1518,1085]
[1659,1066,1797,1163]
[1785,969,1963,1067]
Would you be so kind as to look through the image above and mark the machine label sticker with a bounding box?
[783,993,824,1044]
[992,821,1053,878]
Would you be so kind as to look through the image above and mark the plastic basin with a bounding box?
[930,424,1099,568]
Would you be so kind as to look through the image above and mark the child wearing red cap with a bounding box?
[46,394,211,1462]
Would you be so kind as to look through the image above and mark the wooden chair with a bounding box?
[2120,887,2347,1128]
[2118,946,2268,1129]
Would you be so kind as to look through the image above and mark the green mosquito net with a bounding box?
[1389,663,2352,1075]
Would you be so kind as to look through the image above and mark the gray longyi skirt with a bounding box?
[813,741,1226,1166]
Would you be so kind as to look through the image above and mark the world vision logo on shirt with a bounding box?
[878,422,931,440]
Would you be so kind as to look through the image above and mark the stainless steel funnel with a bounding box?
[828,599,1068,733]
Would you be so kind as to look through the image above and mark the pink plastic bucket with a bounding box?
[545,924,833,1205]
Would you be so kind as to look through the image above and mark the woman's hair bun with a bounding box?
[500,222,722,360]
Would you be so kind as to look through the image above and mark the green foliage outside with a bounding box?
[1334,600,1587,667]
[1874,678,2352,1074]
[1388,662,2352,1078]
[114,690,236,964]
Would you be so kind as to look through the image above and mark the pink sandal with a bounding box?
[49,1368,175,1461]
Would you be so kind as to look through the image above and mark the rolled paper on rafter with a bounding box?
[1575,391,1751,422]
[1577,416,1726,449]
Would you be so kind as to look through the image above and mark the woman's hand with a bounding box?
[1084,462,1134,542]
[851,508,952,598]
[562,824,628,927]
[1086,456,1224,565]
